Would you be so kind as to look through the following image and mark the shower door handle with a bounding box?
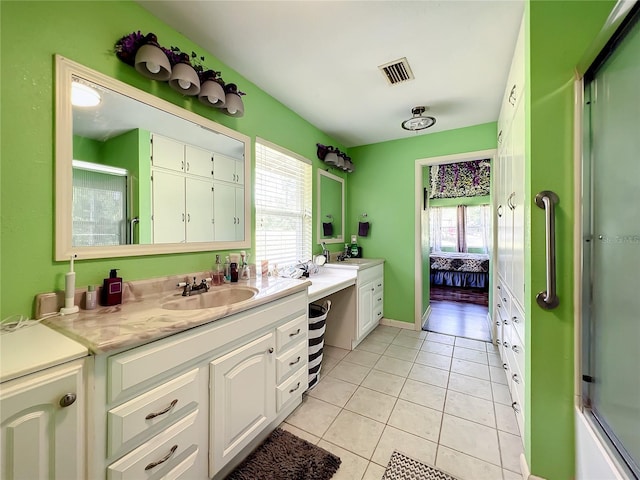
[535,191,560,310]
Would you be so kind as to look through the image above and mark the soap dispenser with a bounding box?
[101,269,123,306]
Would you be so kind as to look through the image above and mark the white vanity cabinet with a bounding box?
[89,290,308,480]
[1,358,86,480]
[356,264,384,345]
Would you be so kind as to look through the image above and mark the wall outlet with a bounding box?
[351,235,357,243]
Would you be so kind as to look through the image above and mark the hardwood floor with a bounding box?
[424,297,491,342]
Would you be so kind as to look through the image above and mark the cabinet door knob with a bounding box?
[145,399,178,420]
[145,445,178,471]
[59,393,77,408]
[268,347,274,354]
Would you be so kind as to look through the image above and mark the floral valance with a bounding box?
[429,159,490,199]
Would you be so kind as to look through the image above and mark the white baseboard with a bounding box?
[520,453,546,480]
[379,317,415,330]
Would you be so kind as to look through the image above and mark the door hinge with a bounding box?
[582,374,595,383]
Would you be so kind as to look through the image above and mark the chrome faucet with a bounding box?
[321,242,330,263]
[179,277,210,296]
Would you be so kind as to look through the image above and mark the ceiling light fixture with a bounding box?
[71,80,101,107]
[401,106,436,131]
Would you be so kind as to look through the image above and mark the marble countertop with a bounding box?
[307,267,357,303]
[43,275,310,355]
[322,258,385,271]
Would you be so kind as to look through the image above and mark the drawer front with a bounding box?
[275,314,307,352]
[358,264,383,285]
[107,410,198,480]
[108,291,307,402]
[508,326,525,378]
[107,369,199,457]
[276,367,306,412]
[511,302,525,346]
[157,445,199,480]
[276,341,307,384]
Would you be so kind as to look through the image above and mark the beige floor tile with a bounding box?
[503,467,524,479]
[374,324,401,335]
[323,410,385,459]
[371,425,437,467]
[361,369,407,397]
[399,378,446,411]
[415,351,452,371]
[324,345,350,360]
[391,335,424,350]
[362,461,386,480]
[435,445,504,480]
[488,352,502,367]
[495,402,520,435]
[426,332,456,345]
[498,430,524,473]
[444,390,496,428]
[374,355,413,377]
[491,382,513,406]
[321,355,341,375]
[489,365,508,385]
[308,376,358,407]
[450,358,491,380]
[318,440,369,480]
[343,349,382,368]
[328,360,371,385]
[408,363,449,388]
[455,337,489,351]
[447,372,493,401]
[453,346,489,365]
[280,422,320,445]
[421,340,454,356]
[397,329,428,339]
[387,399,442,442]
[285,396,341,437]
[356,338,389,355]
[366,330,398,345]
[440,414,501,466]
[345,386,398,423]
[384,344,419,362]
[486,342,500,354]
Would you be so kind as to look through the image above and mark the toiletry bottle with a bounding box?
[213,255,224,286]
[101,269,122,306]
[85,285,97,310]
[343,243,350,258]
[224,256,231,281]
[230,262,239,282]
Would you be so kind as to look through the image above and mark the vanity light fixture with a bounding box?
[71,80,101,107]
[169,54,201,96]
[401,106,436,131]
[223,83,244,117]
[134,43,172,81]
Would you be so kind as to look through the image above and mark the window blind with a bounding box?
[255,139,312,267]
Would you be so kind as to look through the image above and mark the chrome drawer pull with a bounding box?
[512,373,520,384]
[512,345,520,354]
[503,319,509,326]
[512,402,521,414]
[289,382,301,394]
[495,321,500,327]
[289,329,301,337]
[503,363,508,370]
[503,341,510,349]
[289,356,301,366]
[512,316,519,323]
[145,444,177,470]
[145,399,178,420]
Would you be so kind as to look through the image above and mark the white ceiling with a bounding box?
[138,0,524,148]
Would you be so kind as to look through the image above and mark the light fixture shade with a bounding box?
[198,79,226,107]
[169,63,201,96]
[344,160,355,173]
[224,92,244,117]
[336,153,346,169]
[401,106,436,131]
[134,44,171,81]
[324,151,340,166]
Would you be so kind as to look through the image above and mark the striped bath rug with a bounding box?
[382,451,459,480]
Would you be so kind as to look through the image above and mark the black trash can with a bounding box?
[308,300,331,390]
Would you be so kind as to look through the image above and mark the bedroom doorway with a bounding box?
[414,150,496,342]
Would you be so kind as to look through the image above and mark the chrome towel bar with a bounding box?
[535,191,560,310]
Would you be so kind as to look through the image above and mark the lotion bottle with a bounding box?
[101,269,123,306]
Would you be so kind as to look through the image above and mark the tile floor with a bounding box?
[281,325,524,480]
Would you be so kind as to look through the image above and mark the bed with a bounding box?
[429,252,490,289]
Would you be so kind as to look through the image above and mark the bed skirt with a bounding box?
[430,271,488,289]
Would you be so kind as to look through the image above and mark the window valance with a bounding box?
[429,159,490,199]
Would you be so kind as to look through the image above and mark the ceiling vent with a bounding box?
[379,57,414,85]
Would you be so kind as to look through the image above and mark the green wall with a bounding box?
[0,0,344,318]
[526,1,616,478]
[348,122,497,324]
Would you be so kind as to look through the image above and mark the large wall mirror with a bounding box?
[317,170,345,244]
[55,55,251,260]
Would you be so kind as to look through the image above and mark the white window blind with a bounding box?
[255,139,312,267]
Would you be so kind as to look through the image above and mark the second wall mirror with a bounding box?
[317,169,345,244]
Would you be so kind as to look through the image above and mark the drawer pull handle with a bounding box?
[371,287,375,292]
[512,345,520,354]
[145,444,178,471]
[377,283,382,287]
[495,321,500,327]
[289,382,301,394]
[289,329,301,337]
[512,316,519,323]
[502,297,507,303]
[59,393,77,408]
[503,319,509,326]
[503,341,510,349]
[145,399,178,420]
[496,339,502,346]
[512,401,521,414]
[503,363,508,370]
[268,347,274,354]
[289,356,301,366]
[512,373,521,384]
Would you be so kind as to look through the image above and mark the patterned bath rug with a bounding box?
[382,451,459,480]
[226,427,341,480]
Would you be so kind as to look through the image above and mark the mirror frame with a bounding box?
[316,169,345,244]
[55,55,251,260]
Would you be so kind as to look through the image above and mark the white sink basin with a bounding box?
[162,286,259,310]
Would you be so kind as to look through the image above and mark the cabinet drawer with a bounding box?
[157,445,199,480]
[511,302,525,347]
[276,314,307,352]
[276,367,306,412]
[276,341,307,384]
[107,369,199,457]
[358,264,383,285]
[107,410,198,480]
